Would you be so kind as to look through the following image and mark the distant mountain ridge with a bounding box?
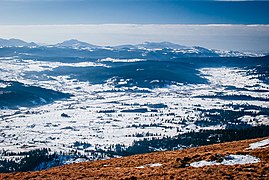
[137,41,188,50]
[0,38,37,47]
[54,40,188,50]
[54,39,99,49]
[0,38,265,57]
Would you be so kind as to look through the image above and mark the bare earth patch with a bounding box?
[1,137,269,179]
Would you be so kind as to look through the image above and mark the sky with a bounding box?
[0,0,268,51]
[1,0,269,24]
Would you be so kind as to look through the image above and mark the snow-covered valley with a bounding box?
[0,45,268,170]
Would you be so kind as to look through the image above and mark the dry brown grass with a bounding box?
[1,137,269,179]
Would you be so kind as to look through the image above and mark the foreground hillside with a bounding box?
[1,137,268,179]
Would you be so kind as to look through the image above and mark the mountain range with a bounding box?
[54,39,99,49]
[0,38,265,57]
[0,38,38,47]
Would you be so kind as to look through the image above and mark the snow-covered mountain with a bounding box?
[0,38,265,57]
[136,41,188,50]
[54,39,99,49]
[44,40,269,57]
[0,38,37,47]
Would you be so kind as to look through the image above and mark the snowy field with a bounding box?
[0,55,268,161]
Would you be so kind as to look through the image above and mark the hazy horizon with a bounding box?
[1,24,269,52]
[0,0,268,52]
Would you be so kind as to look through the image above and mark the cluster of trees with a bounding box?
[0,148,56,173]
[196,108,257,128]
[108,125,269,156]
[0,147,109,173]
[127,132,162,137]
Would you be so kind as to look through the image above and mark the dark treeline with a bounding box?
[107,125,269,156]
[0,147,107,173]
[0,148,56,173]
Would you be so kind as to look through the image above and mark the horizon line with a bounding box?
[0,24,269,26]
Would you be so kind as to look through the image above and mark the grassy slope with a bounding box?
[1,137,269,179]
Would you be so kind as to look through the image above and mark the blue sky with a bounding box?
[0,0,268,24]
[0,0,268,51]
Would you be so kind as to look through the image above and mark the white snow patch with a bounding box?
[0,82,11,88]
[248,138,269,150]
[98,57,146,63]
[65,158,89,165]
[136,163,162,169]
[190,154,260,168]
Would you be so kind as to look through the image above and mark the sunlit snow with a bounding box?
[248,138,269,150]
[0,57,268,158]
[190,154,260,168]
[136,163,162,168]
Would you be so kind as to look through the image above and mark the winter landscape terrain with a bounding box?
[1,136,269,179]
[0,38,268,172]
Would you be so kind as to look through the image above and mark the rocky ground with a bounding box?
[1,137,268,179]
